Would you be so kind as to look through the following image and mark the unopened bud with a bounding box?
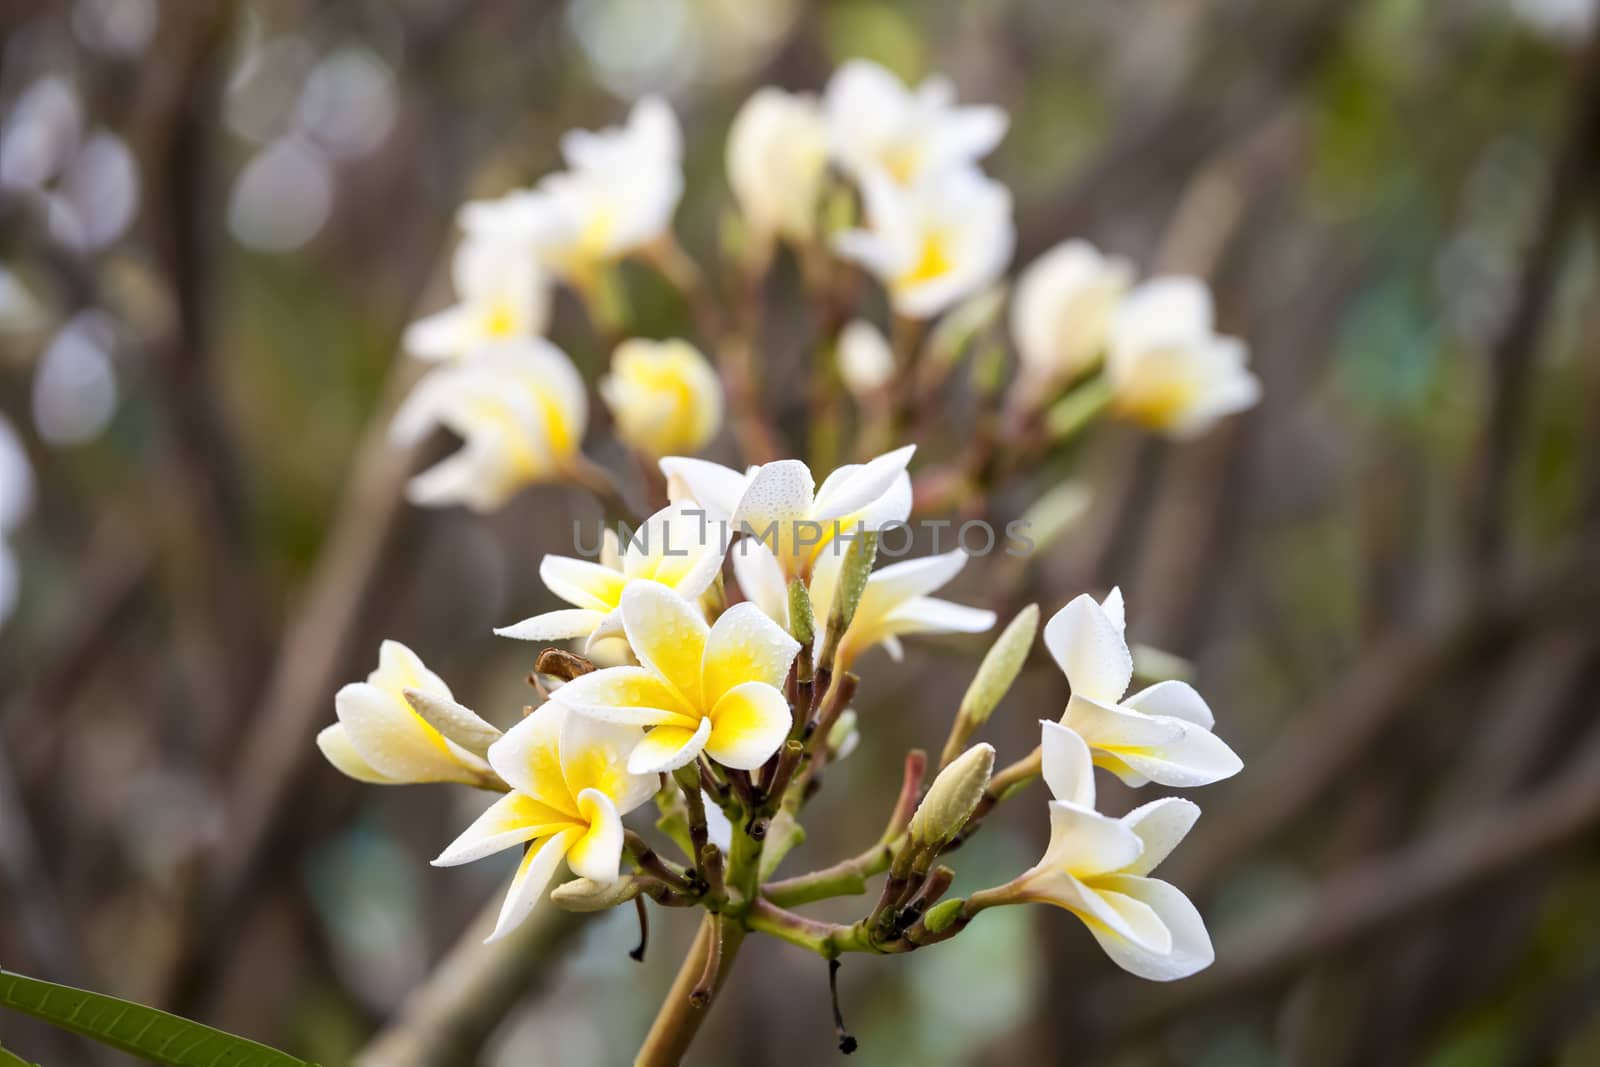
[908,743,995,849]
[921,897,966,934]
[404,689,502,758]
[550,877,641,913]
[826,709,859,761]
[838,320,895,397]
[958,605,1039,727]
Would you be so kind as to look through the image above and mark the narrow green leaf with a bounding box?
[0,969,316,1067]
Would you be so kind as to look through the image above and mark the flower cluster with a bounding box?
[324,56,1260,1061]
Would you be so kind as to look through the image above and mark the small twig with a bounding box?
[689,919,725,1009]
[629,897,649,963]
[829,959,858,1055]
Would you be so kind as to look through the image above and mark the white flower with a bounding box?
[317,640,498,787]
[727,87,828,243]
[433,701,655,941]
[1013,720,1214,981]
[460,97,682,281]
[390,339,588,512]
[1011,239,1134,388]
[600,338,723,457]
[1105,277,1260,439]
[402,236,550,362]
[835,167,1013,319]
[664,446,914,581]
[1045,589,1242,788]
[737,544,994,668]
[837,319,895,396]
[495,501,729,648]
[553,582,799,774]
[823,59,1007,186]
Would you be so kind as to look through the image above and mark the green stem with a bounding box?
[634,913,745,1067]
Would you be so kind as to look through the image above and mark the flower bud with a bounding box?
[826,709,859,761]
[819,530,877,671]
[1010,239,1132,389]
[908,743,994,849]
[957,605,1039,728]
[726,88,828,244]
[837,319,894,397]
[550,877,640,913]
[921,897,966,934]
[600,338,723,457]
[404,688,503,758]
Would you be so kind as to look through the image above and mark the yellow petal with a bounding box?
[619,582,708,708]
[705,681,790,770]
[316,724,395,784]
[627,719,712,775]
[702,603,800,708]
[566,788,624,883]
[487,827,582,943]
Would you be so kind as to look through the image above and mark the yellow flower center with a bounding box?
[484,302,519,338]
[899,232,953,289]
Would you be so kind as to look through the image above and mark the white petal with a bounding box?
[860,547,967,604]
[1123,679,1214,729]
[1040,720,1095,809]
[540,555,627,613]
[558,709,656,814]
[402,305,472,361]
[335,681,482,785]
[1044,593,1133,703]
[434,792,577,867]
[733,459,815,532]
[1039,800,1144,877]
[495,608,607,642]
[1119,798,1201,877]
[1023,868,1169,956]
[316,724,395,784]
[1103,722,1243,789]
[658,456,750,522]
[729,537,789,628]
[1084,874,1213,981]
[486,702,578,813]
[811,445,915,522]
[550,666,698,728]
[879,597,996,637]
[1062,693,1187,752]
[486,827,581,942]
[627,717,712,774]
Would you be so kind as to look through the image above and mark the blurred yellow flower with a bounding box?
[600,338,723,457]
[402,235,550,362]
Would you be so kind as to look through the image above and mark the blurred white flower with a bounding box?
[0,77,82,191]
[824,59,1007,186]
[836,167,1014,319]
[459,98,682,283]
[1105,277,1260,439]
[225,35,317,145]
[1508,0,1596,39]
[569,0,799,97]
[0,267,45,337]
[599,337,723,457]
[227,137,335,252]
[55,131,140,250]
[296,47,397,162]
[33,310,119,445]
[1012,721,1214,981]
[0,415,34,627]
[1011,239,1134,389]
[73,0,159,58]
[727,88,828,244]
[837,319,895,396]
[403,237,550,362]
[390,339,589,512]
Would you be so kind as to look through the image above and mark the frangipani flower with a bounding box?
[600,338,723,457]
[736,544,994,667]
[434,700,654,941]
[318,640,499,788]
[835,168,1013,319]
[0,414,34,626]
[727,87,828,244]
[824,59,1007,186]
[460,97,682,283]
[1105,277,1260,439]
[495,501,729,648]
[402,236,550,362]
[554,583,799,774]
[1046,589,1242,788]
[1011,239,1133,389]
[1012,721,1214,981]
[390,339,588,511]
[661,447,915,583]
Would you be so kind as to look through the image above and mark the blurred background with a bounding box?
[4,0,1600,1064]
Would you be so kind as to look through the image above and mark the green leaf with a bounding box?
[0,969,317,1067]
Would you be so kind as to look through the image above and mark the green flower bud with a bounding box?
[550,877,640,913]
[908,743,994,849]
[958,604,1039,727]
[921,898,966,934]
